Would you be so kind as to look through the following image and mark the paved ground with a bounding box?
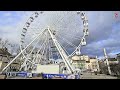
[6,76,42,79]
[0,75,6,79]
[2,72,117,79]
[80,72,117,79]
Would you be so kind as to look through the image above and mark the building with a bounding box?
[71,55,99,72]
[103,58,119,65]
[0,48,12,71]
[71,55,86,71]
[0,48,21,72]
[108,58,119,64]
[116,53,120,64]
[89,57,99,71]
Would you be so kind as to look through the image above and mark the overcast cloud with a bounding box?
[0,11,120,59]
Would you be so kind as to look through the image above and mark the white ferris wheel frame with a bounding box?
[1,11,89,74]
[20,11,89,58]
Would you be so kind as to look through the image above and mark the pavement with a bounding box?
[80,72,117,79]
[6,76,43,79]
[0,75,6,79]
[3,72,117,79]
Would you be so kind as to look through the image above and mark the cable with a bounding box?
[57,34,77,48]
[32,33,48,64]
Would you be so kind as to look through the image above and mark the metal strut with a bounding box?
[47,27,74,74]
[103,48,112,75]
[1,30,45,73]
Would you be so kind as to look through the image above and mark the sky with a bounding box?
[0,11,120,59]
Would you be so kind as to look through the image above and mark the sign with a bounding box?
[6,72,32,77]
[16,72,27,77]
[42,73,80,79]
[42,73,68,79]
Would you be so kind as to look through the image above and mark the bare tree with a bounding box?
[0,38,20,55]
[16,46,21,55]
[0,38,2,48]
[0,38,9,49]
[8,43,20,55]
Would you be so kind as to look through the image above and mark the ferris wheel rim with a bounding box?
[20,11,89,58]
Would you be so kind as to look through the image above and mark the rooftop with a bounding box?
[89,57,96,59]
[108,58,117,61]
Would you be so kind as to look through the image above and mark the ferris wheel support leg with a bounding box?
[103,48,112,75]
[47,27,74,74]
[1,31,45,73]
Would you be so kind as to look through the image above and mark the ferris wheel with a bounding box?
[20,11,88,56]
[1,11,89,74]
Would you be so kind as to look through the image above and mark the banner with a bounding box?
[42,73,68,79]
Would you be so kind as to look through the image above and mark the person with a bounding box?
[75,70,82,79]
[75,69,81,79]
[67,74,75,79]
[41,72,44,79]
[91,70,94,75]
[94,69,98,75]
[4,74,7,79]
[75,72,80,79]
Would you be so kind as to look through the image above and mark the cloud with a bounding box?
[0,11,29,43]
[78,11,120,57]
[3,12,12,17]
[0,11,120,58]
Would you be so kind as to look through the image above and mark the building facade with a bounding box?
[89,57,99,71]
[71,55,99,72]
[71,55,86,71]
[103,58,119,65]
[116,53,120,64]
[0,48,21,72]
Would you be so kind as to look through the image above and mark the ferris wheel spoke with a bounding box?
[37,39,48,63]
[52,11,66,25]
[57,33,82,56]
[28,33,45,56]
[15,11,90,74]
[32,33,48,63]
[58,41,70,56]
[51,12,73,28]
[57,14,74,28]
[20,31,47,70]
[56,35,77,57]
[57,34,78,48]
[43,38,49,61]
[41,38,48,57]
[68,39,83,57]
[20,29,46,61]
[57,31,82,41]
[53,12,67,27]
[49,35,55,59]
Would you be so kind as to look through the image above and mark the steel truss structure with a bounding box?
[1,11,89,76]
